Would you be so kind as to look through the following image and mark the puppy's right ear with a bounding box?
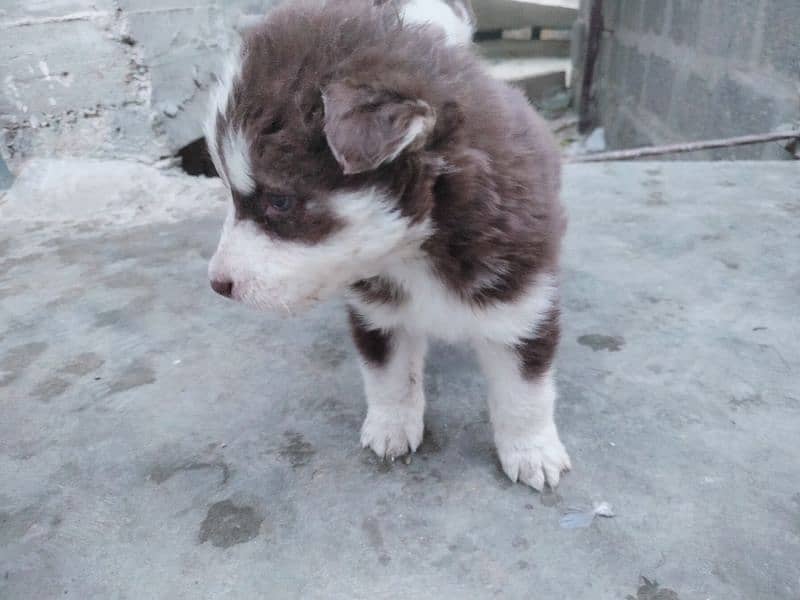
[322,81,436,175]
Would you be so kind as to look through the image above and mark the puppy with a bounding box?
[206,0,570,491]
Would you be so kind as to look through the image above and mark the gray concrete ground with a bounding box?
[1,161,799,599]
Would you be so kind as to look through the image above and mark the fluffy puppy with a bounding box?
[207,0,570,490]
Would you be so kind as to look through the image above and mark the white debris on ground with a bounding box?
[559,501,616,529]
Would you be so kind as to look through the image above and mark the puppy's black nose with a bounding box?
[211,279,233,298]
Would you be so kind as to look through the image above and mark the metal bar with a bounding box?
[567,130,800,163]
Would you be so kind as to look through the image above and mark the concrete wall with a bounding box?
[1,1,282,169]
[574,0,800,159]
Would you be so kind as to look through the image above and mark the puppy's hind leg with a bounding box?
[349,307,427,459]
[474,305,571,491]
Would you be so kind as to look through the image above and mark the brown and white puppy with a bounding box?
[206,0,570,491]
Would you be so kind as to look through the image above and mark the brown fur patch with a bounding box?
[515,302,561,380]
[351,277,408,306]
[349,307,394,367]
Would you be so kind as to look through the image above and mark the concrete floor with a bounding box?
[1,160,799,599]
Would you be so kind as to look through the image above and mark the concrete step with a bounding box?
[488,57,571,100]
[472,0,579,31]
[477,38,571,60]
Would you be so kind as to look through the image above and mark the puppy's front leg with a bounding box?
[474,313,571,490]
[349,308,427,459]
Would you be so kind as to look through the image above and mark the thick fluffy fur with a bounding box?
[207,0,570,490]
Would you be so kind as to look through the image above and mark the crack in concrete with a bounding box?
[0,12,111,28]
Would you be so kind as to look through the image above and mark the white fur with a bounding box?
[469,355,571,491]
[222,129,255,196]
[401,0,474,46]
[359,330,427,458]
[204,42,244,190]
[208,188,431,312]
[350,266,558,345]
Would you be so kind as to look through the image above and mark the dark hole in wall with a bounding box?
[473,29,503,41]
[178,138,219,178]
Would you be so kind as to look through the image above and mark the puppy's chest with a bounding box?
[351,263,471,341]
[349,261,554,345]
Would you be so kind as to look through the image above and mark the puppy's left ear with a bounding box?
[322,81,436,175]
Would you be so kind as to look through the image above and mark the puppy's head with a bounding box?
[206,2,446,313]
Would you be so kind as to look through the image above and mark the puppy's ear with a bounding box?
[322,81,436,175]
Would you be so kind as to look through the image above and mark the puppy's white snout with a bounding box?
[208,245,234,299]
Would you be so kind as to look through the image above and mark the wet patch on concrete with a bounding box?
[107,359,156,395]
[32,376,71,401]
[198,500,263,548]
[719,258,740,270]
[278,432,316,469]
[511,536,529,550]
[94,296,155,328]
[309,396,361,429]
[362,516,391,565]
[0,505,40,545]
[646,191,668,206]
[416,426,446,458]
[59,352,105,377]
[148,460,230,486]
[626,577,679,600]
[0,341,48,387]
[701,233,725,242]
[711,563,730,583]
[578,334,625,352]
[360,451,393,474]
[730,393,765,409]
[100,271,155,290]
[779,201,800,216]
[540,488,562,507]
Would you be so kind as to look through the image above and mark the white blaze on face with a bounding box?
[221,129,256,196]
[208,188,432,313]
[204,41,246,190]
[401,0,474,46]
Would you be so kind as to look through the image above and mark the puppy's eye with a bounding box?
[266,194,294,212]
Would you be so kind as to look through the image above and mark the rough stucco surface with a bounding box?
[1,160,799,599]
[0,1,282,169]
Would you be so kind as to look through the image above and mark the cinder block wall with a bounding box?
[574,0,800,159]
[1,1,281,169]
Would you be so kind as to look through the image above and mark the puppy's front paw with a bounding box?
[361,406,424,459]
[496,426,571,491]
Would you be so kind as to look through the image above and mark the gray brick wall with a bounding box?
[575,0,800,159]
